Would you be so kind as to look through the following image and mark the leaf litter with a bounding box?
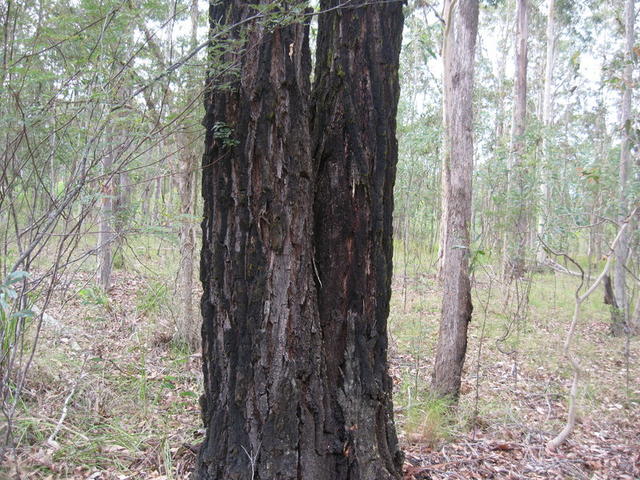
[1,271,638,479]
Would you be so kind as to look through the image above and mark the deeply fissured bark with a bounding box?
[198,2,324,478]
[311,0,404,477]
[197,1,404,478]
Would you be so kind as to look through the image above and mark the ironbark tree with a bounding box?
[198,3,321,478]
[311,0,404,476]
[197,0,404,478]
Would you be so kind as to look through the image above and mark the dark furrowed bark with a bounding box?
[197,2,326,478]
[198,1,405,478]
[311,1,404,478]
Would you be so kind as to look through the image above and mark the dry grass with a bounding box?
[2,270,202,480]
[391,269,640,479]
[1,260,638,479]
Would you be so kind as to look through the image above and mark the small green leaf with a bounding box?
[6,271,29,285]
[179,390,198,398]
[11,309,34,319]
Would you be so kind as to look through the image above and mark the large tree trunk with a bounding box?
[431,0,478,399]
[198,3,322,479]
[197,1,403,478]
[311,0,404,477]
[503,0,529,279]
[612,0,635,335]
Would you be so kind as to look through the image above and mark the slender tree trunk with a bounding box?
[431,0,478,399]
[503,0,529,279]
[631,293,640,333]
[153,173,162,221]
[97,140,114,291]
[112,169,130,268]
[612,0,635,335]
[175,0,200,349]
[403,171,414,311]
[537,0,556,262]
[176,143,198,348]
[494,5,511,262]
[586,192,600,280]
[197,1,403,478]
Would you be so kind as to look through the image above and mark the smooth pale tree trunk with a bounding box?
[112,171,130,269]
[631,294,640,333]
[153,174,162,221]
[176,143,198,348]
[611,0,635,336]
[491,17,510,258]
[431,0,478,399]
[175,0,200,349]
[503,0,529,279]
[494,13,510,145]
[311,0,404,476]
[536,0,556,262]
[97,141,114,291]
[586,192,600,280]
[588,105,608,277]
[197,1,403,478]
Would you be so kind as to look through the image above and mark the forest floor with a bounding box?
[391,269,640,480]
[1,264,639,479]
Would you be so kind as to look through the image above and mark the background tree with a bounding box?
[503,0,530,279]
[431,0,479,399]
[536,0,557,262]
[611,0,636,336]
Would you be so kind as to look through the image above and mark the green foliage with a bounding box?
[78,285,110,307]
[0,272,35,363]
[212,121,240,148]
[135,280,168,317]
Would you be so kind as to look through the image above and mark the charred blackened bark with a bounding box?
[197,2,326,478]
[198,1,404,478]
[311,1,404,478]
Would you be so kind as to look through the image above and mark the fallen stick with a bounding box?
[47,356,87,446]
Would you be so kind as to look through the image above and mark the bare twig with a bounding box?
[47,356,88,445]
[544,207,637,451]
